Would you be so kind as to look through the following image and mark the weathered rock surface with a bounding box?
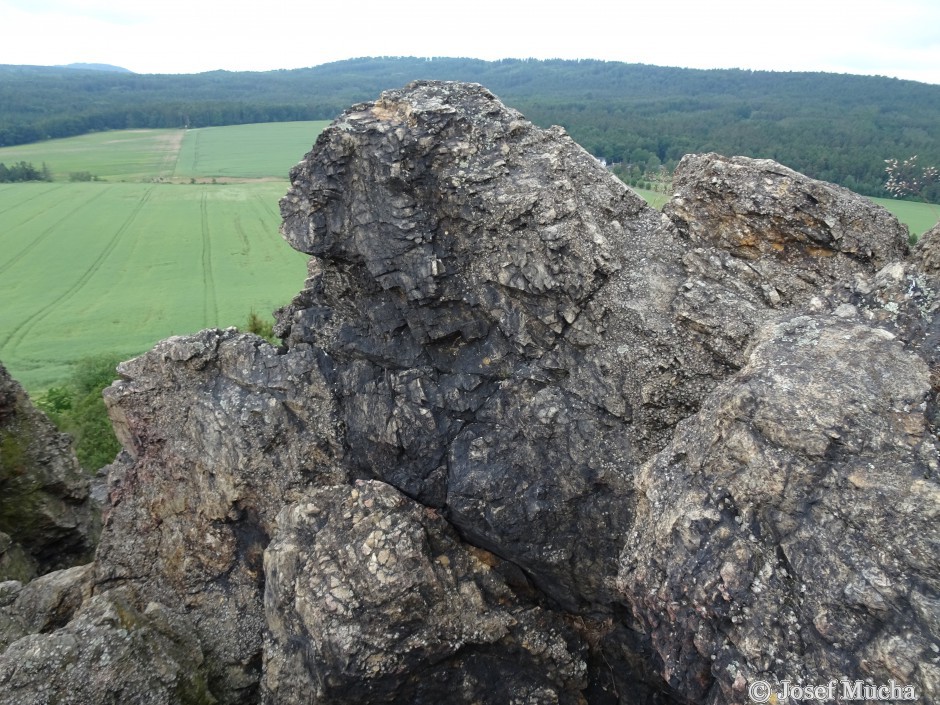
[913,220,940,274]
[0,362,99,581]
[276,83,905,623]
[0,589,214,705]
[5,81,936,705]
[662,152,910,372]
[665,153,909,271]
[263,479,587,704]
[618,315,939,703]
[96,330,347,704]
[0,562,93,651]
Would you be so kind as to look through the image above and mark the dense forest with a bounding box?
[2,57,939,199]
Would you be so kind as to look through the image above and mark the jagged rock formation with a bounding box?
[0,363,99,582]
[1,82,937,705]
[914,221,940,274]
[97,332,346,703]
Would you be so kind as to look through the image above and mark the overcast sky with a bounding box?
[1,0,938,85]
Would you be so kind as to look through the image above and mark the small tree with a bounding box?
[885,156,939,244]
[884,156,939,201]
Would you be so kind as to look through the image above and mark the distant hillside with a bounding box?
[1,57,939,199]
[60,63,133,73]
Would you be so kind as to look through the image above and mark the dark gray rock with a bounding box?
[662,152,910,372]
[276,82,910,619]
[0,362,99,581]
[665,152,909,272]
[913,221,940,274]
[0,562,93,651]
[269,83,922,703]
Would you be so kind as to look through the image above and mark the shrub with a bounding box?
[246,310,277,343]
[68,171,98,182]
[36,354,124,472]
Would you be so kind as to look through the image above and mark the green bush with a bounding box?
[245,310,277,343]
[36,354,124,472]
[68,171,98,182]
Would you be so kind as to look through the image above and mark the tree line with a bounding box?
[1,58,939,199]
[0,161,51,182]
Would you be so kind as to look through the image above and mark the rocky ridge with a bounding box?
[0,81,936,705]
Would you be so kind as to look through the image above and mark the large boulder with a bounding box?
[0,563,93,651]
[0,362,99,581]
[617,315,939,703]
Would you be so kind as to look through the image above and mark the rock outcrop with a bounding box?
[0,363,99,582]
[97,331,346,703]
[0,588,214,705]
[2,81,937,705]
[619,316,938,703]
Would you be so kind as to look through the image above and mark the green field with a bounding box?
[174,122,328,180]
[0,130,185,182]
[869,196,939,239]
[0,121,330,183]
[0,182,308,389]
[0,122,937,391]
[0,122,331,390]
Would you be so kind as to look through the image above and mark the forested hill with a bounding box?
[2,57,939,198]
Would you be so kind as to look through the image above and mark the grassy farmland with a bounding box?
[0,122,329,390]
[0,121,937,392]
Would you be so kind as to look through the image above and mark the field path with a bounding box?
[1,187,155,355]
[158,131,185,178]
[0,188,109,278]
[200,189,219,327]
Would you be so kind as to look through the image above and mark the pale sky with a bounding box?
[1,0,938,85]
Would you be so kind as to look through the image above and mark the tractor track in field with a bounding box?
[254,193,280,221]
[0,188,109,279]
[253,193,285,251]
[233,215,251,256]
[200,189,219,327]
[255,194,281,230]
[0,187,155,355]
[0,184,67,218]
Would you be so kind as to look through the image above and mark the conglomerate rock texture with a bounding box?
[1,81,937,705]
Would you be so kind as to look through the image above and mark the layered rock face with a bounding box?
[1,82,937,705]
